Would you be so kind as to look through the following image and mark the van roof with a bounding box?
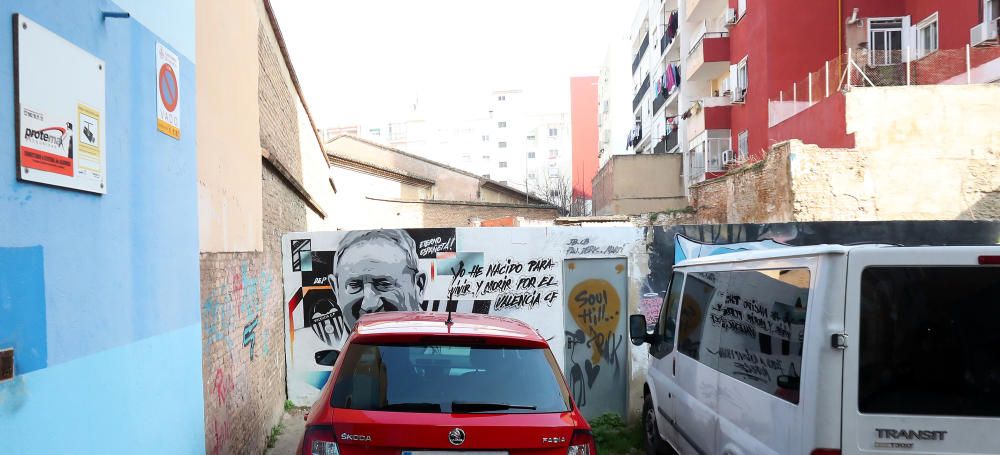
[674,243,892,267]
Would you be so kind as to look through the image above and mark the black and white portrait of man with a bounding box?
[309,230,427,343]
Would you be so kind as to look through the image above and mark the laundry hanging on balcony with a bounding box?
[666,11,679,42]
[664,116,677,136]
[659,63,682,97]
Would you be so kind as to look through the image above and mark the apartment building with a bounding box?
[598,38,636,169]
[570,76,600,207]
[628,0,683,159]
[335,89,573,197]
[626,0,1000,191]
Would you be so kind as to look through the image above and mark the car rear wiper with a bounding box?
[379,402,442,412]
[451,401,537,412]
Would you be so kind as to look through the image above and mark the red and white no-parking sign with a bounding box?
[156,42,181,139]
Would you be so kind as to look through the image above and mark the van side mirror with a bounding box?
[629,314,650,346]
[315,349,339,366]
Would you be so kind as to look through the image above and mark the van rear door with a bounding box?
[842,246,1000,455]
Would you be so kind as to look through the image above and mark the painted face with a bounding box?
[334,238,424,330]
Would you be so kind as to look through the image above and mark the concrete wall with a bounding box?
[0,1,204,451]
[197,0,262,253]
[421,201,560,227]
[593,154,689,216]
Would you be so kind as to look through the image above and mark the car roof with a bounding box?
[351,311,548,347]
[674,243,891,267]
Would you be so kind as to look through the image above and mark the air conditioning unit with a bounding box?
[971,19,999,47]
[725,8,738,26]
[722,149,735,163]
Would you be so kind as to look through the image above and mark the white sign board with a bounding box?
[15,14,106,194]
[156,42,181,139]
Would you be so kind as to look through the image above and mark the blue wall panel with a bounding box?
[0,0,203,450]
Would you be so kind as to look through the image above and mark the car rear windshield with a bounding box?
[330,343,572,414]
[859,267,1000,417]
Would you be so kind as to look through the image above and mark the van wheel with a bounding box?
[643,393,675,455]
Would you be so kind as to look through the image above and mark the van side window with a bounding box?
[651,272,684,358]
[859,267,1000,417]
[677,272,725,368]
[713,268,810,404]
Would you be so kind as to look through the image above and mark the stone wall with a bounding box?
[691,85,1000,224]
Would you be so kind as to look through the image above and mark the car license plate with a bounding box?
[403,452,508,455]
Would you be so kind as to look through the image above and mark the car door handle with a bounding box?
[672,357,676,376]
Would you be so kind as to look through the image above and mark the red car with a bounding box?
[300,311,596,455]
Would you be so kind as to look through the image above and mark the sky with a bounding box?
[271,0,640,127]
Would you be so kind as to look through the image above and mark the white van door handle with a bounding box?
[672,357,676,376]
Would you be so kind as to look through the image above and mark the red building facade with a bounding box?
[570,76,600,201]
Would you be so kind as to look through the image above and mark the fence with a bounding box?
[768,44,1000,127]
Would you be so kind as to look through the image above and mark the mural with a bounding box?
[563,258,628,419]
[281,228,641,407]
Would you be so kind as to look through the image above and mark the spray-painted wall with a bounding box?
[281,227,645,419]
[282,222,1000,422]
[0,1,202,452]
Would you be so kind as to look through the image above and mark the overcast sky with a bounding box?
[271,0,640,127]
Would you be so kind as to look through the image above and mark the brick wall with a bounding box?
[421,201,560,227]
[690,142,795,224]
[200,17,312,455]
[200,252,283,455]
[258,22,301,181]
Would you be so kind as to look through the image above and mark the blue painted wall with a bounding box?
[0,0,203,452]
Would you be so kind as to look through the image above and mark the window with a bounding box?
[730,57,748,102]
[482,174,490,179]
[549,149,559,159]
[868,18,904,65]
[482,155,490,160]
[737,130,749,160]
[481,135,489,142]
[369,128,381,136]
[527,135,536,141]
[499,161,508,168]
[677,272,725,365]
[498,121,507,128]
[651,272,685,358]
[547,167,559,177]
[331,344,571,414]
[528,152,536,159]
[915,13,938,59]
[498,142,507,148]
[714,269,810,404]
[549,189,559,197]
[858,267,1000,417]
[528,172,536,180]
[548,128,558,137]
[498,95,506,101]
[737,0,746,17]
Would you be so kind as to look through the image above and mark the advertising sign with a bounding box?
[15,14,106,194]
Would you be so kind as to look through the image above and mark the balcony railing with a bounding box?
[632,35,650,74]
[632,75,650,111]
[652,91,666,114]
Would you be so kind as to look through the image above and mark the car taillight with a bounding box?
[567,429,597,455]
[810,450,840,455]
[302,425,339,455]
[979,255,1000,265]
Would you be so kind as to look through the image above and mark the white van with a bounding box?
[630,244,1000,455]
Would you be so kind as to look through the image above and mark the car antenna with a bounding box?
[445,310,454,326]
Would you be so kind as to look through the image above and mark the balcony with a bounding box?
[687,32,730,81]
[686,97,732,141]
[632,34,650,74]
[686,132,731,187]
[632,75,650,111]
[686,0,728,23]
